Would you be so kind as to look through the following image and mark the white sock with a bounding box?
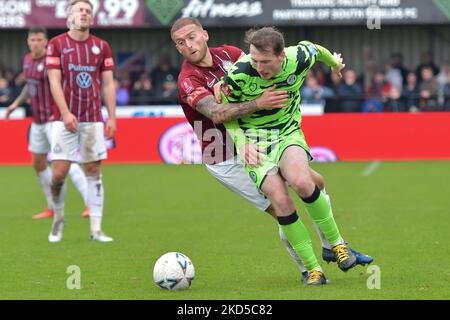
[69,163,88,205]
[51,178,67,219]
[37,167,53,209]
[87,175,104,233]
[278,225,307,274]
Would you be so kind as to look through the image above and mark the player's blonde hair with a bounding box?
[66,0,93,29]
[171,18,203,40]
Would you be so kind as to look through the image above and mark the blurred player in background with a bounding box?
[5,27,89,220]
[171,18,372,285]
[220,27,372,285]
[46,0,116,242]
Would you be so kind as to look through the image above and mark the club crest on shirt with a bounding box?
[37,63,44,72]
[92,45,100,55]
[287,74,297,85]
[222,60,233,71]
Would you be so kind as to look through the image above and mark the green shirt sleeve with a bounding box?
[299,40,339,69]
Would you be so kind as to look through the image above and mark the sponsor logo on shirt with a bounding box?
[63,48,74,54]
[76,72,93,88]
[68,64,96,72]
[206,77,215,88]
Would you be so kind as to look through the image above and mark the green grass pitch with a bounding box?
[0,161,449,299]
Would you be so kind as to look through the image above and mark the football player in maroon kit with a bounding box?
[46,0,116,242]
[172,18,373,281]
[5,27,90,220]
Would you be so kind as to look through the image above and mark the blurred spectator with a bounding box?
[359,60,377,91]
[402,72,420,112]
[0,77,12,107]
[415,51,440,84]
[384,61,403,90]
[366,71,392,104]
[324,72,342,113]
[115,78,130,106]
[157,74,178,105]
[418,67,440,111]
[390,52,409,86]
[442,71,450,111]
[301,74,334,106]
[362,99,383,113]
[436,61,450,90]
[130,72,156,105]
[150,52,179,97]
[336,69,363,112]
[384,86,406,112]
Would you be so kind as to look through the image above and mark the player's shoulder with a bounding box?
[227,53,254,78]
[90,34,109,45]
[212,44,243,57]
[23,52,33,63]
[178,60,202,83]
[48,32,68,44]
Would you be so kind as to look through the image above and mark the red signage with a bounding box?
[1,113,450,165]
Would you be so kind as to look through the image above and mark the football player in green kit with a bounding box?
[220,27,360,286]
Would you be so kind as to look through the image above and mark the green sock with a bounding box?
[302,186,342,246]
[278,212,320,272]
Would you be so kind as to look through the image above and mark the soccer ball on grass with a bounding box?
[153,252,195,290]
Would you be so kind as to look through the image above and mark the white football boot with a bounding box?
[48,218,64,242]
[90,231,114,242]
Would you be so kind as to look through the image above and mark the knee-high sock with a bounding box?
[68,163,88,205]
[278,212,321,273]
[87,175,104,233]
[51,178,67,219]
[278,225,307,273]
[37,167,53,209]
[302,186,344,247]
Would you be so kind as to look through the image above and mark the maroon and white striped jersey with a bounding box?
[23,53,55,124]
[46,32,115,123]
[178,45,245,164]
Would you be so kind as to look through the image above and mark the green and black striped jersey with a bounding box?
[221,41,338,142]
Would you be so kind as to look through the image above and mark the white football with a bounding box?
[153,252,195,290]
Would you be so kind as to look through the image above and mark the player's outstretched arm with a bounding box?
[48,69,78,132]
[4,84,29,119]
[315,44,346,78]
[197,86,288,124]
[101,70,116,138]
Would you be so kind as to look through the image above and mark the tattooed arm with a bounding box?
[196,86,288,124]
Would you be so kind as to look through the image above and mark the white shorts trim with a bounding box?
[51,121,107,163]
[28,122,52,154]
[205,156,271,212]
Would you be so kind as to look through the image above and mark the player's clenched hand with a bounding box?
[241,143,266,168]
[105,118,116,138]
[63,112,78,133]
[332,52,345,78]
[213,82,222,103]
[256,86,289,110]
